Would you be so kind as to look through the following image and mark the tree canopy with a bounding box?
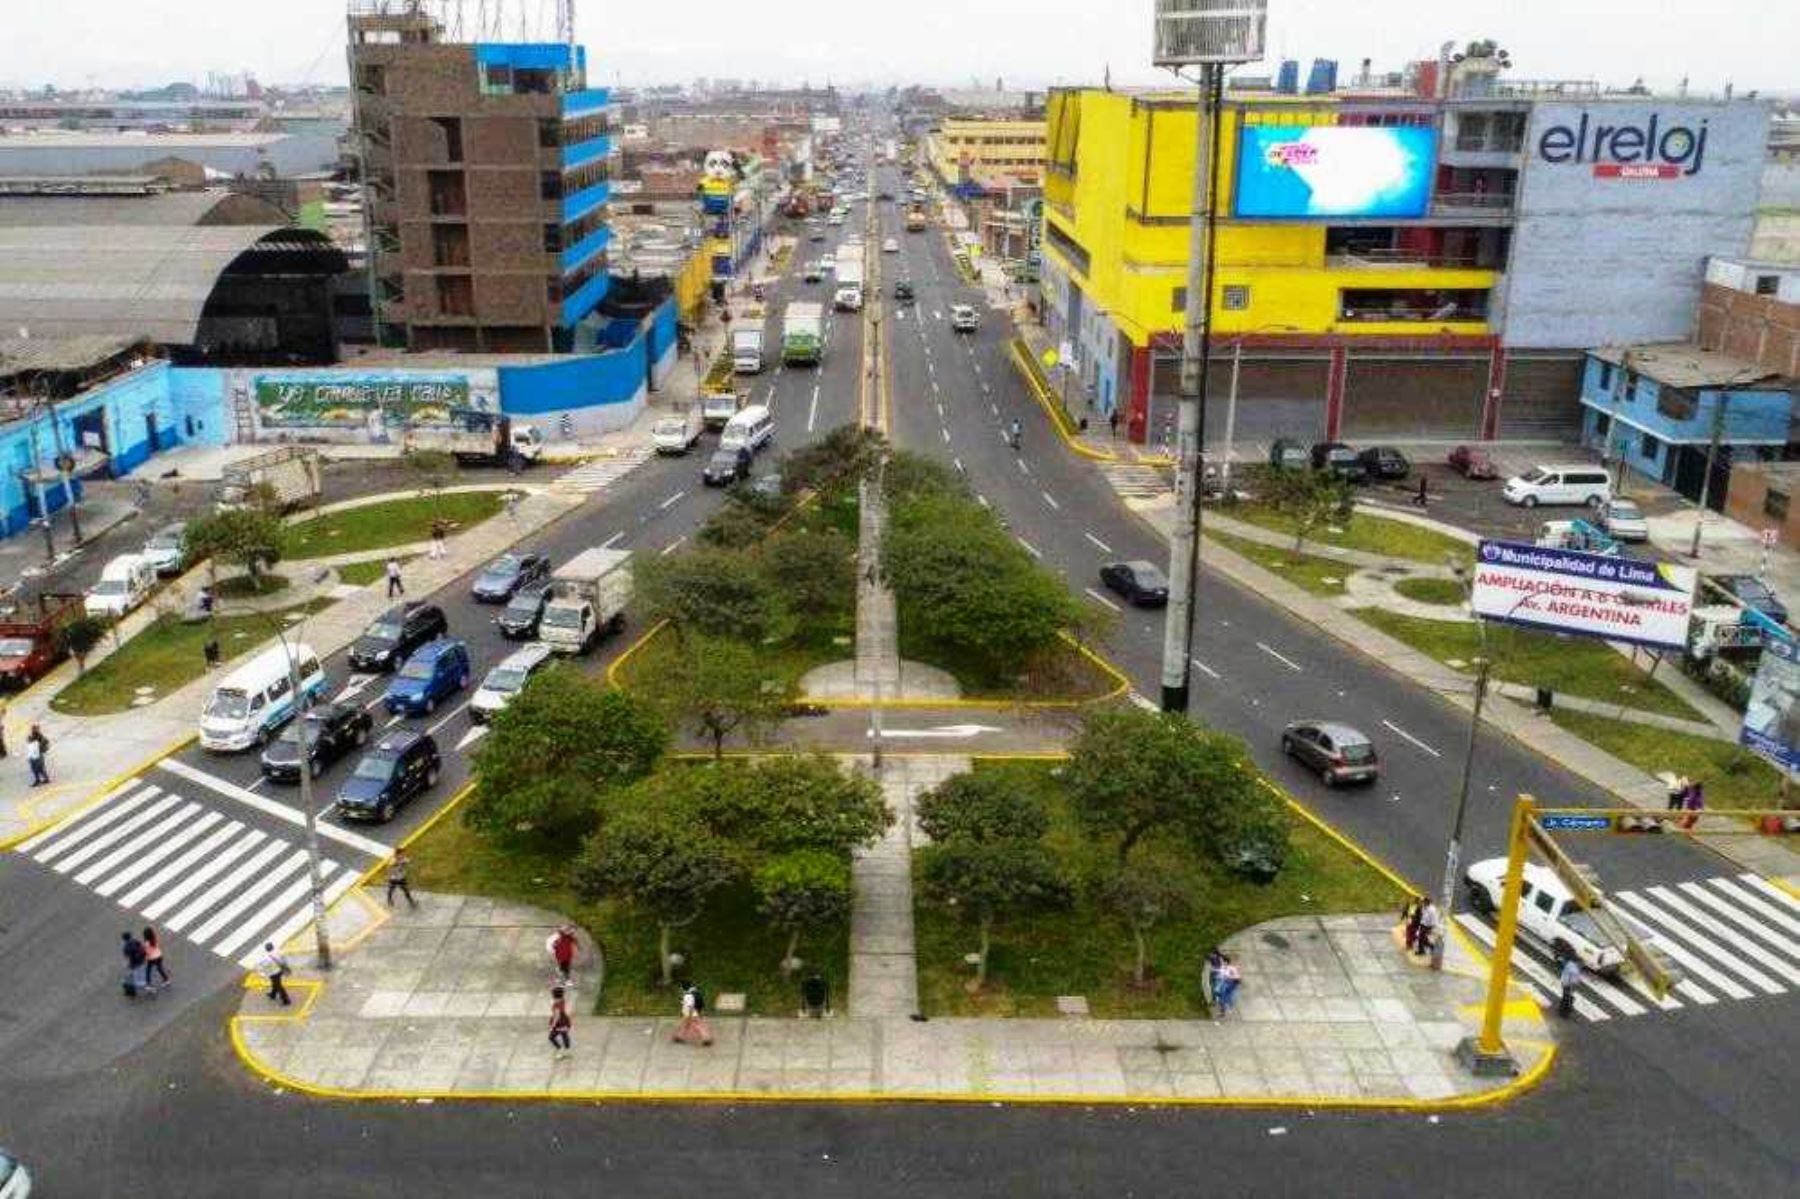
[637,545,785,642]
[652,635,789,761]
[754,848,853,974]
[916,770,1049,845]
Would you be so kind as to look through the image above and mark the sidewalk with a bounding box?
[233,890,1552,1105]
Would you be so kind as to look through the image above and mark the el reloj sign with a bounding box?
[1537,111,1710,179]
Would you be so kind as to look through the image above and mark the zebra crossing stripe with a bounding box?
[24,783,162,861]
[112,818,239,907]
[1607,892,1756,1000]
[179,848,310,945]
[213,865,340,959]
[1723,875,1800,935]
[243,872,360,968]
[138,827,266,921]
[158,837,284,930]
[71,801,203,888]
[50,792,182,876]
[1642,885,1799,989]
[1678,881,1800,960]
[1453,914,1610,1021]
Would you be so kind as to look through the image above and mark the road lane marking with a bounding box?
[599,531,626,550]
[935,401,944,418]
[1255,641,1303,672]
[139,829,267,922]
[1015,457,1030,474]
[48,792,181,874]
[1015,537,1042,558]
[72,801,205,888]
[22,781,161,859]
[976,494,990,508]
[457,724,491,752]
[1380,720,1442,758]
[940,427,951,443]
[94,809,224,899]
[658,489,687,511]
[807,387,819,432]
[1042,491,1061,511]
[990,403,999,417]
[114,818,242,909]
[953,458,964,473]
[1607,892,1755,999]
[158,757,390,858]
[1191,657,1221,680]
[426,700,473,738]
[1084,532,1114,553]
[1083,587,1121,612]
[1128,692,1159,712]
[660,535,688,556]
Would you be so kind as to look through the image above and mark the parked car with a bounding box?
[348,602,447,674]
[893,279,915,302]
[652,412,703,455]
[336,730,441,824]
[259,701,373,782]
[84,553,157,618]
[471,551,551,603]
[383,638,471,716]
[495,583,551,640]
[1269,438,1309,470]
[470,643,555,723]
[882,237,900,253]
[1502,464,1612,509]
[1710,574,1790,627]
[703,447,752,487]
[1464,857,1657,977]
[1280,721,1380,786]
[139,521,188,576]
[1310,442,1367,483]
[1447,445,1499,480]
[1098,560,1170,607]
[950,303,979,332]
[1597,499,1650,543]
[1357,446,1410,481]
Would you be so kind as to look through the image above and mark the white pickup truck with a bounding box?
[1464,857,1658,977]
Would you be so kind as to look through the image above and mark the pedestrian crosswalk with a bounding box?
[549,446,655,496]
[1456,872,1800,1023]
[15,778,370,969]
[1098,462,1172,501]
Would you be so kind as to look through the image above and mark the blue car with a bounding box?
[336,730,441,824]
[383,638,471,716]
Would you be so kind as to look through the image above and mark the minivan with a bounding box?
[383,638,471,716]
[1503,464,1613,509]
[720,405,776,456]
[199,642,326,752]
[84,553,157,618]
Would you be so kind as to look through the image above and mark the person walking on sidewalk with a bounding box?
[1665,773,1691,812]
[257,942,292,1006]
[1212,955,1242,1019]
[429,519,447,560]
[1416,898,1443,966]
[548,986,573,1058]
[672,981,713,1046]
[25,724,49,786]
[142,926,170,989]
[1681,780,1706,830]
[385,557,405,598]
[121,931,150,999]
[385,849,416,909]
[1413,475,1430,508]
[1203,946,1225,1008]
[1557,956,1583,1019]
[1401,895,1426,954]
[547,925,578,985]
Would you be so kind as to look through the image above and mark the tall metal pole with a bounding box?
[39,393,83,545]
[1688,393,1729,559]
[277,629,332,970]
[26,424,55,564]
[1440,652,1490,916]
[1159,63,1223,713]
[1221,337,1242,490]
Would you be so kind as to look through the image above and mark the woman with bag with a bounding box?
[142,926,170,988]
[672,981,713,1047]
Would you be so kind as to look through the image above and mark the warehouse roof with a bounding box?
[0,188,290,227]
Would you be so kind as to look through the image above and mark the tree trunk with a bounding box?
[975,917,992,987]
[658,922,674,985]
[710,725,726,763]
[1132,926,1148,985]
[1117,821,1149,866]
[783,928,802,975]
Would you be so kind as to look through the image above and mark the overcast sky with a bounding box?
[2,0,1793,98]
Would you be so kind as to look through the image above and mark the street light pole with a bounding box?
[265,614,332,970]
[1688,394,1728,559]
[1440,650,1491,916]
[1220,322,1298,491]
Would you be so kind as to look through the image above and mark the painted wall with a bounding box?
[499,336,645,437]
[1578,354,1793,445]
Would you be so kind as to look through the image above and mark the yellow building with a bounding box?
[1040,88,1513,444]
[927,116,1047,189]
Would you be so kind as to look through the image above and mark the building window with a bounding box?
[1639,432,1659,462]
[1755,274,1780,296]
[1222,285,1249,311]
[1593,412,1611,438]
[1171,286,1186,313]
[1765,489,1791,523]
[1597,361,1614,391]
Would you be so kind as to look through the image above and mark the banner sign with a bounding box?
[1741,635,1800,772]
[1470,540,1698,650]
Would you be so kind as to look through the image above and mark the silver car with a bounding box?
[1281,720,1380,786]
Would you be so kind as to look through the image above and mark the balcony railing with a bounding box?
[1327,249,1494,270]
[1451,134,1525,154]
[1339,304,1490,324]
[1431,191,1515,213]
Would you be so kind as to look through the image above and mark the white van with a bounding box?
[199,642,327,752]
[84,553,157,618]
[1502,464,1613,509]
[720,405,776,455]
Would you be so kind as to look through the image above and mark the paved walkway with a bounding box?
[848,755,960,1019]
[233,893,1551,1104]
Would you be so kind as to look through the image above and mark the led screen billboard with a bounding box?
[1234,125,1437,219]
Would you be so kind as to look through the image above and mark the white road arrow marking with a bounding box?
[334,674,377,704]
[881,724,1004,740]
[457,724,491,752]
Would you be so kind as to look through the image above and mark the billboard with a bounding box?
[1470,540,1698,651]
[1234,125,1436,219]
[1741,636,1800,772]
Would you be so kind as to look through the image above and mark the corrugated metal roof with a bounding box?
[0,333,144,377]
[0,189,287,227]
[1592,343,1789,390]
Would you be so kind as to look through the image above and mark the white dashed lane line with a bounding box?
[1255,641,1304,672]
[1083,588,1121,613]
[1381,719,1442,758]
[660,535,687,556]
[1042,491,1061,511]
[1015,537,1042,558]
[658,490,686,511]
[1084,532,1114,554]
[1191,657,1222,680]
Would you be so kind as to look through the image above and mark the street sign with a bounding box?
[1471,539,1698,651]
[1539,814,1614,832]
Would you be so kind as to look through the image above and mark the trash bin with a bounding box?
[1536,687,1554,711]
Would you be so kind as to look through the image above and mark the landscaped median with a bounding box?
[284,489,507,559]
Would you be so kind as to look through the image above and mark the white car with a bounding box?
[651,413,702,455]
[139,521,188,576]
[470,642,555,723]
[950,303,980,332]
[834,286,864,313]
[1598,499,1649,542]
[882,237,899,253]
[84,553,157,619]
[1463,857,1657,977]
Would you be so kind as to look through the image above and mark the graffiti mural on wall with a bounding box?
[235,369,499,442]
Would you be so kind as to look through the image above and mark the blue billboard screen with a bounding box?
[1234,126,1437,219]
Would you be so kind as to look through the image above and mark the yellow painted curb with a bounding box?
[0,731,196,852]
[1006,340,1118,463]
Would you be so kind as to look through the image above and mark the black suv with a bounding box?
[348,602,448,673]
[1310,441,1367,483]
[496,583,551,640]
[1357,445,1410,481]
[259,702,374,783]
[894,279,915,302]
[336,731,441,824]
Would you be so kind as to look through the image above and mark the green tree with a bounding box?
[698,498,775,550]
[402,447,457,514]
[760,527,854,622]
[1092,862,1189,985]
[916,770,1049,845]
[57,614,109,675]
[707,754,891,857]
[919,841,1070,988]
[1066,706,1276,867]
[637,546,784,642]
[654,635,789,761]
[1262,466,1352,558]
[572,802,738,986]
[782,423,885,498]
[466,667,666,842]
[183,508,286,591]
[754,848,852,975]
[880,450,965,507]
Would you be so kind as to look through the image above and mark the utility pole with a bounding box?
[1440,653,1490,917]
[1688,393,1728,559]
[26,423,54,564]
[278,629,332,970]
[39,391,83,545]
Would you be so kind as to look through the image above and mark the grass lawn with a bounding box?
[335,557,415,588]
[1548,709,1782,812]
[1207,529,1349,598]
[215,573,290,599]
[405,797,848,1017]
[51,599,334,716]
[1357,608,1702,721]
[285,491,505,560]
[1393,577,1467,606]
[898,628,1122,703]
[615,617,854,707]
[1225,502,1472,566]
[913,762,1402,1018]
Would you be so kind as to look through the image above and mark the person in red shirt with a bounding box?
[548,926,578,985]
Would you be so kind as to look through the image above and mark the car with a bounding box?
[893,279,915,302]
[950,303,980,333]
[1597,499,1649,543]
[471,551,550,603]
[259,701,374,782]
[1310,441,1367,482]
[1502,464,1612,509]
[1280,721,1380,786]
[1268,437,1309,470]
[651,414,702,455]
[0,1147,32,1198]
[470,642,555,723]
[495,582,551,639]
[336,730,441,824]
[834,285,863,312]
[802,260,826,283]
[702,447,752,487]
[882,237,899,253]
[139,521,188,576]
[1463,857,1658,977]
[348,602,448,673]
[1357,445,1410,481]
[383,638,471,716]
[1447,444,1499,480]
[1098,560,1170,607]
[1710,574,1789,626]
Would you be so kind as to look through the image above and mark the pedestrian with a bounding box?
[142,926,170,989]
[25,724,49,787]
[203,636,221,671]
[548,986,573,1058]
[547,925,578,985]
[672,981,713,1046]
[1665,773,1690,812]
[429,519,447,560]
[1401,895,1426,954]
[385,848,416,909]
[1203,946,1225,1008]
[0,702,8,759]
[257,942,291,1006]
[1681,780,1706,830]
[197,585,215,618]
[385,557,404,598]
[1107,409,1120,440]
[121,930,148,999]
[1416,898,1442,963]
[1213,955,1242,1019]
[1413,475,1429,508]
[1556,956,1582,1019]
